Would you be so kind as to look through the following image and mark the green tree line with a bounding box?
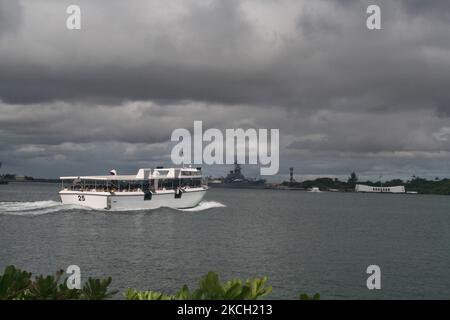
[283,172,450,195]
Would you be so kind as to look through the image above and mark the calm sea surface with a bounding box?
[0,182,449,299]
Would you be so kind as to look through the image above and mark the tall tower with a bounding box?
[289,167,294,186]
[234,156,242,175]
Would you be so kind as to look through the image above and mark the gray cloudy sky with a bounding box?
[1,0,450,180]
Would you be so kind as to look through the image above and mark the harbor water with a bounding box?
[0,182,449,299]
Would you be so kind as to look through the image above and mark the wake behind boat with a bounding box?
[59,167,207,210]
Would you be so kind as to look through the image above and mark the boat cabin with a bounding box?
[60,167,204,193]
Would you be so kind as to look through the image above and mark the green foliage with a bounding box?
[2,266,319,300]
[126,271,272,300]
[282,177,354,191]
[347,172,358,188]
[27,271,64,300]
[0,265,116,300]
[299,293,320,300]
[405,177,450,195]
[125,288,174,300]
[81,277,118,300]
[0,265,32,300]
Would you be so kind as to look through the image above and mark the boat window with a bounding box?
[181,170,198,176]
[118,180,144,192]
[159,179,174,190]
[179,178,202,187]
[156,170,170,176]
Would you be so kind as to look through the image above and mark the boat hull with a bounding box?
[59,188,207,210]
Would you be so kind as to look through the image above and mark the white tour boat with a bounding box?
[59,167,208,210]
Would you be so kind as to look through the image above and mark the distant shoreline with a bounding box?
[2,175,450,196]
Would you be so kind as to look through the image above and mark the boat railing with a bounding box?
[60,169,205,193]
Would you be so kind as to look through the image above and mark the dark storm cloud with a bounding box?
[0,0,448,113]
[399,0,450,20]
[1,0,450,178]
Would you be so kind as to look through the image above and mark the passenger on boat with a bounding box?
[73,177,81,186]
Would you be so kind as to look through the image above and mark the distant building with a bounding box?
[355,184,405,193]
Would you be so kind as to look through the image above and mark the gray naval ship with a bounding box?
[209,162,266,189]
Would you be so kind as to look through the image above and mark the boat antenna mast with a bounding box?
[181,151,185,168]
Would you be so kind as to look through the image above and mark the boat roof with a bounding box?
[60,175,139,181]
[60,167,202,181]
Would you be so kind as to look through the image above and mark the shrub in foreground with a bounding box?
[126,271,272,300]
[0,265,117,300]
[1,265,319,300]
[299,293,320,300]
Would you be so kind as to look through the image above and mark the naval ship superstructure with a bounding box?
[209,162,266,189]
